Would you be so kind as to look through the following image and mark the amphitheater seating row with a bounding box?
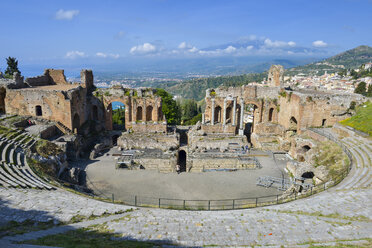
[0,130,54,190]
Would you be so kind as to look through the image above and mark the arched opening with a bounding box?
[302,171,314,179]
[289,116,298,132]
[302,145,311,152]
[245,103,258,143]
[158,107,163,121]
[0,87,6,114]
[178,150,187,172]
[322,119,327,127]
[136,106,143,121]
[92,105,98,120]
[35,105,42,116]
[112,135,120,146]
[225,106,232,124]
[72,113,80,133]
[268,108,274,122]
[146,106,153,121]
[214,106,222,123]
[109,102,126,130]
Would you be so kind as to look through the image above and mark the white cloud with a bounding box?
[130,43,157,55]
[312,40,328,47]
[178,42,189,49]
[224,46,237,53]
[65,51,85,59]
[188,46,198,53]
[246,45,254,50]
[55,9,79,20]
[264,38,296,48]
[95,52,120,59]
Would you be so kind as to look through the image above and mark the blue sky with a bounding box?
[0,0,371,74]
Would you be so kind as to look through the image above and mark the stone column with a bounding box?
[232,97,237,126]
[223,98,227,125]
[211,98,215,125]
[239,98,245,135]
[202,113,205,124]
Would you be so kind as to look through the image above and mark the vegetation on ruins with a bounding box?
[4,56,20,77]
[178,98,202,125]
[34,139,63,158]
[340,101,372,136]
[313,141,350,181]
[354,82,367,95]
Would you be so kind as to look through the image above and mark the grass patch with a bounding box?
[274,210,370,222]
[20,225,170,247]
[340,101,372,136]
[34,139,63,158]
[301,238,372,248]
[312,141,350,181]
[0,219,55,238]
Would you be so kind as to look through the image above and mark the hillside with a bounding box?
[340,101,372,136]
[160,72,267,100]
[286,45,372,76]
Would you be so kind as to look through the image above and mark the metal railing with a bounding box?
[36,127,354,211]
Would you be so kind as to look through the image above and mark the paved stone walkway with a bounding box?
[0,128,371,247]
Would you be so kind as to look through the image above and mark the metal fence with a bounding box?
[80,127,354,210]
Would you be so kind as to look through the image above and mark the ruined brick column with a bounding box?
[202,113,205,124]
[223,98,227,125]
[211,98,215,125]
[239,98,244,135]
[232,97,237,126]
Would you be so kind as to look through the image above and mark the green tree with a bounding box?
[367,84,372,97]
[4,57,20,76]
[354,82,367,95]
[155,88,181,125]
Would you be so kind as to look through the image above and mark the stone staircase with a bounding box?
[56,121,72,134]
[0,129,55,190]
[322,129,372,190]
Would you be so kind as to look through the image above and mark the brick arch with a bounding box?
[103,97,131,131]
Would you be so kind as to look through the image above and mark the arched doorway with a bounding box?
[302,171,314,179]
[72,113,80,133]
[289,116,298,132]
[146,106,153,121]
[178,150,187,172]
[225,106,232,123]
[112,135,120,146]
[322,119,327,127]
[302,145,311,152]
[214,106,222,123]
[245,103,258,143]
[136,106,143,121]
[35,105,42,116]
[108,102,126,130]
[158,107,163,121]
[268,108,274,122]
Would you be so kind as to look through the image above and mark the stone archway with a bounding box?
[136,106,143,121]
[146,106,153,121]
[214,106,222,123]
[289,116,298,131]
[35,105,42,116]
[268,108,274,122]
[178,150,187,172]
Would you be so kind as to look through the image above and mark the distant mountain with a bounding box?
[286,45,372,76]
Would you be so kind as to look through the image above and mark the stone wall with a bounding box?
[46,69,68,84]
[117,132,179,151]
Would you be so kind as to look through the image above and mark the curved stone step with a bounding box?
[8,164,44,189]
[0,172,17,187]
[343,167,368,189]
[2,143,12,164]
[22,156,55,190]
[342,140,365,167]
[0,164,27,188]
[353,170,372,188]
[0,141,7,161]
[1,163,34,188]
[20,167,53,190]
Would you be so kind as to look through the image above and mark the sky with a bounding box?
[0,0,371,75]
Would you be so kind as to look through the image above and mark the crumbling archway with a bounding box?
[268,108,274,122]
[289,116,298,131]
[302,171,314,179]
[146,106,153,121]
[136,106,143,121]
[302,145,311,152]
[225,106,232,124]
[214,106,222,123]
[178,150,187,172]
